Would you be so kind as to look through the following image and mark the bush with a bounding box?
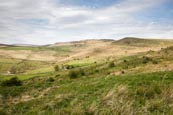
[123,60,127,63]
[2,77,22,86]
[54,65,60,71]
[95,69,99,73]
[47,77,55,82]
[69,70,78,79]
[79,69,85,76]
[69,68,85,79]
[109,61,115,68]
[152,60,158,64]
[55,74,60,77]
[121,71,125,74]
[66,65,74,69]
[142,56,151,64]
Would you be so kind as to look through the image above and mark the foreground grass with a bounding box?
[1,71,173,115]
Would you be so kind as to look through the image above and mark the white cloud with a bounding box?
[0,0,172,45]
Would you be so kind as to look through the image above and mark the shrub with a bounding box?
[95,69,99,73]
[109,61,115,68]
[47,77,55,82]
[54,65,60,71]
[69,70,78,79]
[123,60,127,63]
[79,69,85,76]
[121,71,125,74]
[66,65,74,69]
[152,60,158,64]
[68,68,85,79]
[142,56,151,64]
[55,74,60,77]
[2,77,22,86]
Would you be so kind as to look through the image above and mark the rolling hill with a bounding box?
[0,37,173,115]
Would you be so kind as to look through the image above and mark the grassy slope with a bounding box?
[1,38,173,115]
[113,37,173,47]
[1,71,173,115]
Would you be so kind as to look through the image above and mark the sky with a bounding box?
[0,0,173,45]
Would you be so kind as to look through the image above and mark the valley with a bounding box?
[0,37,173,115]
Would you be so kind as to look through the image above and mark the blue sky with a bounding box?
[56,0,121,8]
[136,0,173,23]
[0,0,173,45]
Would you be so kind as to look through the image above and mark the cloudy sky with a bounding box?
[0,0,173,45]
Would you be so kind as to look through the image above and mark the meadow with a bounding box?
[0,38,173,115]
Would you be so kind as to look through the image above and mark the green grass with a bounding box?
[1,71,173,115]
[0,56,52,76]
[0,44,84,53]
[0,57,22,73]
[1,71,54,81]
[67,58,97,67]
[19,72,54,80]
[25,66,54,74]
[1,40,173,115]
[0,53,172,114]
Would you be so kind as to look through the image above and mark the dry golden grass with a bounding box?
[0,38,172,63]
[0,50,57,61]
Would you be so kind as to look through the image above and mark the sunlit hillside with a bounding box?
[0,38,173,115]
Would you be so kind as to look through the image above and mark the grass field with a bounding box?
[0,38,173,115]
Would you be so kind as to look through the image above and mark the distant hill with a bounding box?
[113,37,173,47]
[0,43,15,47]
[50,39,112,47]
[0,43,40,47]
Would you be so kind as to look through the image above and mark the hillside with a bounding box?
[113,37,173,46]
[0,38,173,115]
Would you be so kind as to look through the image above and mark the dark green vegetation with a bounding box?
[69,69,85,79]
[1,38,173,115]
[1,77,22,86]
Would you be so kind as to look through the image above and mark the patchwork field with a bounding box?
[0,37,173,115]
